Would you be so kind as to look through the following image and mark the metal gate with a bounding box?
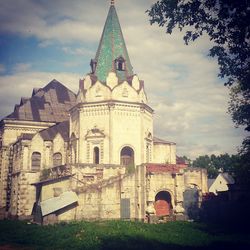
[120,198,130,219]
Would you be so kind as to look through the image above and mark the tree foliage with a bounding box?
[147,0,250,87]
[148,0,250,184]
[190,154,240,178]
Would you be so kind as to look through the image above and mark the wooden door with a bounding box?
[155,199,170,216]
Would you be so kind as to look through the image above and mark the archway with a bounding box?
[120,146,134,166]
[154,191,172,216]
[183,186,199,220]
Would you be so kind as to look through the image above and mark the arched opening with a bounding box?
[154,191,172,216]
[120,146,134,166]
[31,152,41,171]
[115,56,125,71]
[118,61,124,71]
[183,186,199,220]
[53,152,62,166]
[93,147,100,164]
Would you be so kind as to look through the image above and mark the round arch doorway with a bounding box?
[120,146,134,166]
[154,191,172,216]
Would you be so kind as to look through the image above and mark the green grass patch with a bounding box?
[0,220,249,250]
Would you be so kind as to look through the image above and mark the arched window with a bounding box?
[115,56,125,71]
[93,147,100,164]
[31,152,41,171]
[120,147,134,166]
[53,152,62,166]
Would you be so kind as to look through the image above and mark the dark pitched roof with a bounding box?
[207,178,215,189]
[221,173,235,184]
[6,79,76,123]
[40,120,69,141]
[20,133,34,140]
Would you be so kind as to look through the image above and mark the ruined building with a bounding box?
[0,2,207,223]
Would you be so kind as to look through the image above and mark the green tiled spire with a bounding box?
[92,4,133,83]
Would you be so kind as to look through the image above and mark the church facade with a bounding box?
[0,2,207,223]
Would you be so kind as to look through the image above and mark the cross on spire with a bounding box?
[111,0,115,6]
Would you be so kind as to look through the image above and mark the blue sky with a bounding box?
[0,0,246,159]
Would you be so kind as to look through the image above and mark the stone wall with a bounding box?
[9,171,39,219]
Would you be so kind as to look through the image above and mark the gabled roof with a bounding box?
[93,4,133,82]
[207,178,216,189]
[221,173,234,184]
[5,79,76,123]
[39,120,69,141]
[18,133,34,141]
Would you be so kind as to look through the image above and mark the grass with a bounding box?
[0,220,249,250]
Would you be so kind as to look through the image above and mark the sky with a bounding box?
[0,0,246,159]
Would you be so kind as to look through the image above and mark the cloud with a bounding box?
[0,0,105,44]
[62,47,93,56]
[0,64,5,74]
[0,70,79,118]
[13,63,32,73]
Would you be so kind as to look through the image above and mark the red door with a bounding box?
[155,191,172,216]
[155,199,170,216]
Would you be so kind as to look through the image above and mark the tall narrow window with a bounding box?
[115,56,125,71]
[93,147,100,164]
[120,147,134,166]
[53,152,62,166]
[31,152,41,171]
[71,133,77,164]
[118,61,123,71]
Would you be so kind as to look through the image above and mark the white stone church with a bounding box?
[0,2,207,224]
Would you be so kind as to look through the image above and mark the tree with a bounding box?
[192,155,218,178]
[147,0,250,184]
[191,154,240,179]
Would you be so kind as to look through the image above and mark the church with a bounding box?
[0,2,207,224]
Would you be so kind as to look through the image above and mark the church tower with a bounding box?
[70,1,154,166]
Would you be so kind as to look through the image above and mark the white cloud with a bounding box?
[62,47,93,56]
[13,63,32,73]
[0,71,79,118]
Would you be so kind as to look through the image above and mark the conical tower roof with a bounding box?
[92,3,133,82]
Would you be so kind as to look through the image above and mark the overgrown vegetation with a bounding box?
[126,163,135,174]
[181,154,240,178]
[0,220,249,250]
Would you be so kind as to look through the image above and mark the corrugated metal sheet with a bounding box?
[40,191,78,216]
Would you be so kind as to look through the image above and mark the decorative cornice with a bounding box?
[0,119,56,130]
[73,100,154,114]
